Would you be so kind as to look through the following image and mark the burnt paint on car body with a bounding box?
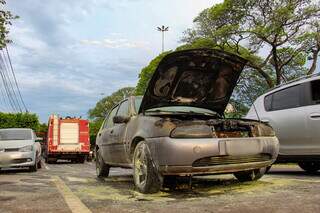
[96,49,279,193]
[97,96,279,173]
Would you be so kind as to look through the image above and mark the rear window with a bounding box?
[264,85,300,111]
[311,80,320,103]
[264,95,272,111]
[0,129,32,141]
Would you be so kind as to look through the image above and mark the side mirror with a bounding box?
[113,115,130,124]
[36,137,43,142]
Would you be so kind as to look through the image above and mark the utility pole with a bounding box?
[157,25,169,53]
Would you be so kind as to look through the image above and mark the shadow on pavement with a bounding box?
[0,168,30,174]
[268,170,320,177]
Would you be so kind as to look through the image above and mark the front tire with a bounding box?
[96,149,110,178]
[29,162,38,172]
[298,162,320,173]
[37,159,42,169]
[234,167,267,182]
[133,141,161,194]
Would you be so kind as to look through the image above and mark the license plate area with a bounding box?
[219,139,262,156]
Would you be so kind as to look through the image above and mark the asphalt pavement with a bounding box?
[1,162,320,213]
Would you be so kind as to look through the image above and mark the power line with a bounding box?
[0,53,21,112]
[0,63,17,112]
[0,51,22,112]
[4,46,27,112]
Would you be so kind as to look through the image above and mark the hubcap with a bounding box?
[134,144,148,187]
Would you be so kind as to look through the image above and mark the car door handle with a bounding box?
[310,113,320,119]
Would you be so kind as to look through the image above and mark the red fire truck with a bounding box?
[45,115,90,163]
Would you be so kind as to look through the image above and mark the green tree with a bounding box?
[88,87,135,122]
[183,0,320,87]
[135,51,170,95]
[38,123,48,133]
[88,87,135,145]
[0,0,18,48]
[0,112,40,131]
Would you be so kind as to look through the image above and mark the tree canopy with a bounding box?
[135,51,170,95]
[0,112,40,131]
[88,87,135,122]
[183,0,320,87]
[0,0,18,48]
[88,87,135,145]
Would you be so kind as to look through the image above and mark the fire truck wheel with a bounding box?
[79,157,85,163]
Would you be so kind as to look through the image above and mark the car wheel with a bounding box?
[298,162,320,173]
[234,167,267,182]
[133,141,161,194]
[37,159,42,169]
[29,161,38,172]
[265,165,272,173]
[96,149,110,178]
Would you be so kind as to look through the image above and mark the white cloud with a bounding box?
[80,38,150,49]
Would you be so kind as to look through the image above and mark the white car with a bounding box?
[246,74,320,173]
[0,128,42,172]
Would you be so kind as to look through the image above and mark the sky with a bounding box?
[4,0,220,122]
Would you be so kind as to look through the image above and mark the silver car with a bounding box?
[246,74,320,173]
[0,128,42,172]
[96,49,279,193]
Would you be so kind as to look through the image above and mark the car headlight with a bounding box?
[170,125,215,138]
[256,124,276,137]
[19,145,33,152]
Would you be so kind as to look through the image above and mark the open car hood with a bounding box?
[139,49,247,115]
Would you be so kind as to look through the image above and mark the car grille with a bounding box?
[5,148,19,152]
[192,154,272,167]
[11,158,29,164]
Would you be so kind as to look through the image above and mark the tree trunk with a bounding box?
[271,46,281,85]
[307,49,319,75]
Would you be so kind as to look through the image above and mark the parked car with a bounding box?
[0,128,42,172]
[95,49,279,193]
[246,73,320,173]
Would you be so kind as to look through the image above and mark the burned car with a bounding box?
[95,49,279,193]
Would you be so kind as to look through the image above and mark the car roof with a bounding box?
[0,128,33,131]
[261,73,320,98]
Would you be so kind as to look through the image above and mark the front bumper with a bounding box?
[0,151,35,168]
[146,136,279,175]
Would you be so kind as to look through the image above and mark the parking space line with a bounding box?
[53,176,92,213]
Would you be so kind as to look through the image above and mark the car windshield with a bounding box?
[0,129,32,141]
[146,106,217,116]
[135,97,217,116]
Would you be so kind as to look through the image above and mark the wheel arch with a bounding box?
[130,136,145,159]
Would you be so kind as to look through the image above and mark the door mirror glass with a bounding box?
[36,137,43,142]
[113,115,130,124]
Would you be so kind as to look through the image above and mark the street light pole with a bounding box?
[157,25,169,53]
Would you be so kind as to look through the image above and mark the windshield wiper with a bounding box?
[146,110,217,116]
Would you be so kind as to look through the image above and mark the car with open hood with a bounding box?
[95,49,279,193]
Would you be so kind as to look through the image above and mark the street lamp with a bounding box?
[157,25,169,53]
